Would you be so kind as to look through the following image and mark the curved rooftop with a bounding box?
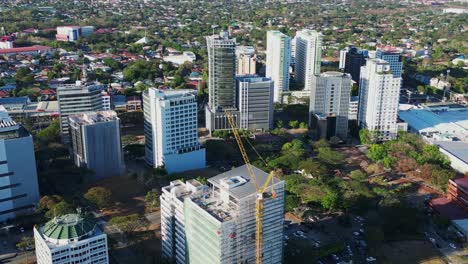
[43,214,96,240]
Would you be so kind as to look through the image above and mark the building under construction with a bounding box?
[161,165,285,264]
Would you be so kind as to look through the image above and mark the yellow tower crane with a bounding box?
[225,111,276,264]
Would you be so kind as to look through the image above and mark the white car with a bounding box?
[366,256,377,262]
[449,243,456,249]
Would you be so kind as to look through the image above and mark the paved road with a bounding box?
[145,211,161,225]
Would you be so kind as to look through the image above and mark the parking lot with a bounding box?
[0,226,35,263]
[283,214,378,264]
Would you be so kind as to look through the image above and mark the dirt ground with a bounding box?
[371,240,446,264]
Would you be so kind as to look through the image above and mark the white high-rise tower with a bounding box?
[266,30,291,103]
[358,59,401,141]
[294,29,322,91]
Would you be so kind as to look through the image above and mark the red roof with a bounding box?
[429,197,468,220]
[451,177,468,193]
[0,45,51,55]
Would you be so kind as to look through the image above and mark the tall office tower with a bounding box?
[309,72,352,140]
[236,46,256,75]
[266,30,291,102]
[348,96,359,120]
[358,59,401,141]
[0,106,39,222]
[34,213,109,264]
[341,46,368,84]
[376,49,403,78]
[143,88,205,173]
[339,47,349,69]
[69,110,124,179]
[290,36,297,66]
[237,76,274,131]
[57,81,103,143]
[205,31,239,131]
[161,165,285,264]
[294,29,322,90]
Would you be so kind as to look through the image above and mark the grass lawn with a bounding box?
[371,240,445,264]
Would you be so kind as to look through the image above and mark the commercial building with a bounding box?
[161,165,284,264]
[143,88,205,173]
[340,46,368,84]
[398,104,468,142]
[376,49,403,78]
[205,31,239,131]
[102,91,111,110]
[237,76,274,131]
[294,29,322,90]
[358,59,401,141]
[435,141,468,174]
[0,45,52,56]
[236,46,256,75]
[447,177,468,211]
[56,26,94,42]
[69,111,125,179]
[309,72,351,140]
[57,81,104,143]
[34,213,108,264]
[126,96,142,112]
[266,30,291,102]
[0,106,40,222]
[163,51,197,65]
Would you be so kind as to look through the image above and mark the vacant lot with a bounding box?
[372,240,445,264]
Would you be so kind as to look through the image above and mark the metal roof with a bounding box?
[208,164,281,200]
[42,214,96,240]
[436,141,468,165]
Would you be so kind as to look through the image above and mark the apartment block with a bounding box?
[161,165,285,264]
[309,72,351,140]
[358,59,401,141]
[57,81,104,143]
[294,29,322,91]
[143,88,205,173]
[69,110,124,179]
[236,46,257,75]
[237,76,274,132]
[266,30,291,102]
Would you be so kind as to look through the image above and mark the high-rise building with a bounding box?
[340,46,368,84]
[294,29,322,90]
[161,165,285,264]
[57,81,103,143]
[69,110,124,179]
[101,91,111,110]
[143,88,205,173]
[375,49,403,78]
[266,30,291,102]
[358,59,401,141]
[348,96,359,120]
[309,72,351,140]
[0,106,39,222]
[236,46,256,75]
[205,31,239,131]
[237,76,274,131]
[34,213,109,264]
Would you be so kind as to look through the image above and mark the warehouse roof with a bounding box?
[436,141,468,166]
[398,108,468,135]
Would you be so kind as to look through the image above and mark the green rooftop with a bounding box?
[43,214,96,240]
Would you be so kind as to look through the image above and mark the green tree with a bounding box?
[285,194,300,212]
[349,170,367,182]
[299,159,328,179]
[84,187,113,209]
[313,139,330,149]
[145,190,160,208]
[367,144,387,161]
[108,213,148,234]
[38,195,64,211]
[45,201,74,219]
[16,236,34,251]
[36,120,60,143]
[321,190,339,210]
[317,147,344,166]
[288,120,300,128]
